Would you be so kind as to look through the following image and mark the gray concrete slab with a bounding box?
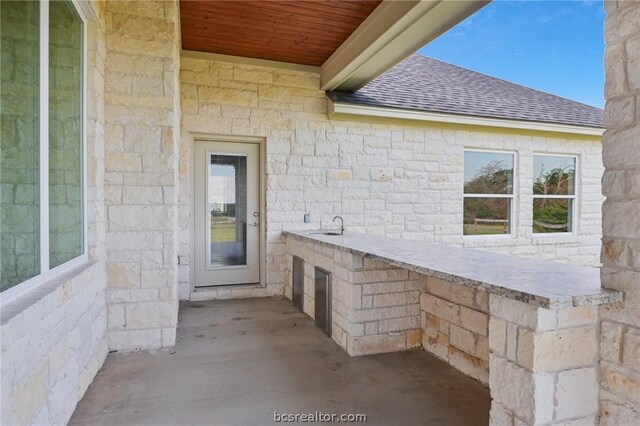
[70,297,490,426]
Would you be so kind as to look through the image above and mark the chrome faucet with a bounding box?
[333,216,344,235]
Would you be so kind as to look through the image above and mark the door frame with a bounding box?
[190,133,266,294]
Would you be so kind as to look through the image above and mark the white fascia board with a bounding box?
[321,0,490,92]
[329,101,604,137]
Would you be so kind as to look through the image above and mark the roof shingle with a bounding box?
[328,54,603,129]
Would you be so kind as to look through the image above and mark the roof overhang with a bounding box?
[179,0,491,92]
[329,101,605,137]
[321,0,490,92]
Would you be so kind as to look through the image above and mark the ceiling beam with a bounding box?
[320,0,491,92]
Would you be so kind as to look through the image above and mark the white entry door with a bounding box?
[194,140,260,287]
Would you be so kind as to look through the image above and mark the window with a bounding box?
[463,150,514,236]
[532,155,576,234]
[1,0,86,295]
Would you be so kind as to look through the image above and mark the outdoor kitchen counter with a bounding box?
[283,230,623,309]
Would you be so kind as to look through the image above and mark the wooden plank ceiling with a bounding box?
[180,0,382,66]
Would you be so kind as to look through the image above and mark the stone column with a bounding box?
[600,2,640,424]
[489,296,600,425]
[103,0,181,350]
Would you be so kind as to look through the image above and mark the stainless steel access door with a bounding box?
[292,256,304,312]
[314,267,332,337]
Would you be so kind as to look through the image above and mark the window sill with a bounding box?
[1,258,98,325]
[531,234,580,245]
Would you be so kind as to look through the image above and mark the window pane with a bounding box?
[464,197,511,235]
[464,151,514,194]
[533,198,573,233]
[49,0,83,268]
[533,155,575,195]
[1,0,40,290]
[209,154,247,268]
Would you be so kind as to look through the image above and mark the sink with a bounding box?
[311,231,343,236]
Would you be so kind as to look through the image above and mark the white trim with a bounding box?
[81,2,88,256]
[1,254,88,306]
[532,195,577,200]
[464,194,514,199]
[72,0,96,21]
[329,102,605,137]
[181,50,320,73]
[40,0,50,273]
[321,0,490,91]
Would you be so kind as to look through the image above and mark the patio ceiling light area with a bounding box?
[179,0,491,92]
[179,0,382,66]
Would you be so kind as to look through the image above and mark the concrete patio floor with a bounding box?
[70,297,490,426]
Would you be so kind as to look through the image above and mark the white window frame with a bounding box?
[531,153,578,238]
[1,0,89,306]
[463,148,517,239]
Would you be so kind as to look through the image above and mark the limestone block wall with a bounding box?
[1,1,110,424]
[420,278,490,384]
[179,56,604,300]
[600,1,640,424]
[489,296,600,425]
[103,0,181,350]
[284,237,422,355]
[0,262,108,425]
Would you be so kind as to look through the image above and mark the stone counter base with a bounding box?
[285,235,602,425]
[421,277,490,384]
[285,237,422,355]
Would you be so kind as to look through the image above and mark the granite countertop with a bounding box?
[284,230,623,309]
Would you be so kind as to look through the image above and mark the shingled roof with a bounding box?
[328,54,604,129]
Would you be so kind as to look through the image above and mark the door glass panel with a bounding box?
[208,154,247,268]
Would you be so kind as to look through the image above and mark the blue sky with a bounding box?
[418,0,605,108]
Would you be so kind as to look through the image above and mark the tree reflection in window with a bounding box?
[532,156,576,234]
[463,152,514,236]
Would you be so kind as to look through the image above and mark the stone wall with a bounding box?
[284,236,422,355]
[1,0,110,424]
[103,0,181,350]
[0,263,108,425]
[489,296,600,425]
[179,56,604,300]
[600,1,640,424]
[421,278,490,384]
